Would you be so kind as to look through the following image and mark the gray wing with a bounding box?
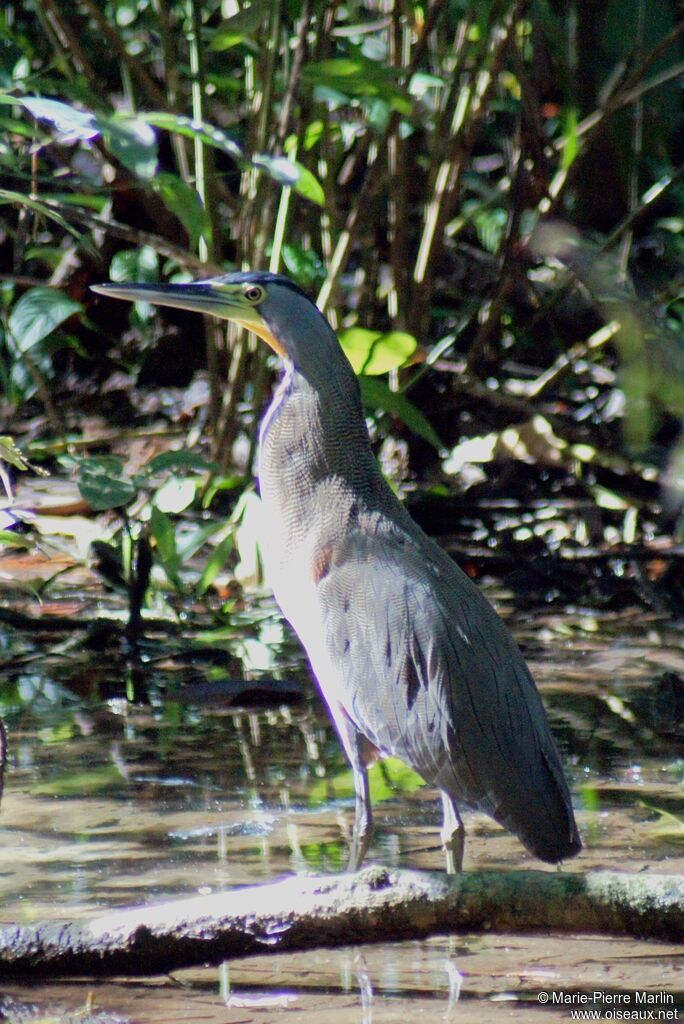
[316,526,581,862]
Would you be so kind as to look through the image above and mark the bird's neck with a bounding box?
[258,364,380,543]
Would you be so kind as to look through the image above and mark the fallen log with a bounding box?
[0,867,681,980]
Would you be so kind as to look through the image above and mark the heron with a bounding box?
[92,271,582,872]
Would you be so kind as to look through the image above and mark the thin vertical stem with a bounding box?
[618,0,645,280]
[187,0,221,435]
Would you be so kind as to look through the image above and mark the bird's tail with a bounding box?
[493,745,582,863]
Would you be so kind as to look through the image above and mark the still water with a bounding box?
[0,600,682,1022]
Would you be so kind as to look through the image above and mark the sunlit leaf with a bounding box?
[253,155,325,205]
[561,106,579,171]
[8,288,82,353]
[153,476,196,514]
[640,801,684,844]
[591,486,630,511]
[14,95,98,140]
[0,436,31,472]
[253,154,299,186]
[291,162,325,206]
[211,0,269,49]
[150,505,181,587]
[360,378,443,451]
[0,530,31,549]
[308,756,424,805]
[339,327,417,375]
[443,433,498,474]
[139,112,244,162]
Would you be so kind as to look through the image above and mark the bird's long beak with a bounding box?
[90,281,286,357]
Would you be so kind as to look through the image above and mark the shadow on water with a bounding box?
[0,598,683,1021]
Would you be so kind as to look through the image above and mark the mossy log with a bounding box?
[0,867,681,980]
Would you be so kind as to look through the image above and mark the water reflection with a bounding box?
[0,611,683,1019]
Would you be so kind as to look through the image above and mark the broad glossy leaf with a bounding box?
[282,243,325,288]
[16,96,98,140]
[154,173,211,250]
[253,154,299,186]
[77,456,136,511]
[253,154,324,205]
[339,327,417,375]
[139,112,243,162]
[96,114,158,179]
[291,162,325,206]
[8,288,82,353]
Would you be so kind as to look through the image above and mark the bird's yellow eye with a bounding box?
[244,285,264,303]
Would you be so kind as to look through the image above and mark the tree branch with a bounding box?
[0,867,681,980]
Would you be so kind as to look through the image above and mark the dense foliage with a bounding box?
[1,0,684,618]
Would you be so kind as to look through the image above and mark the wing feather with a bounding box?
[316,525,580,861]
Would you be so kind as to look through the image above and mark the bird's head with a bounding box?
[91,271,351,387]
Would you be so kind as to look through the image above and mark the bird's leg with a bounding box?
[333,712,374,870]
[347,737,373,871]
[440,792,465,874]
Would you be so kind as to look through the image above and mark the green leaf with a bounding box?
[254,153,326,206]
[12,99,158,178]
[153,476,196,514]
[561,106,579,171]
[154,173,211,250]
[14,95,98,140]
[291,162,325,207]
[8,288,82,353]
[211,0,269,49]
[360,377,443,451]
[282,243,325,289]
[0,436,48,476]
[197,532,235,595]
[0,436,31,471]
[77,456,137,511]
[0,189,93,251]
[150,505,181,587]
[253,153,299,186]
[139,112,244,162]
[0,530,31,549]
[110,245,159,284]
[142,451,220,475]
[308,757,424,805]
[302,56,412,114]
[176,520,229,562]
[96,113,158,179]
[339,327,417,375]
